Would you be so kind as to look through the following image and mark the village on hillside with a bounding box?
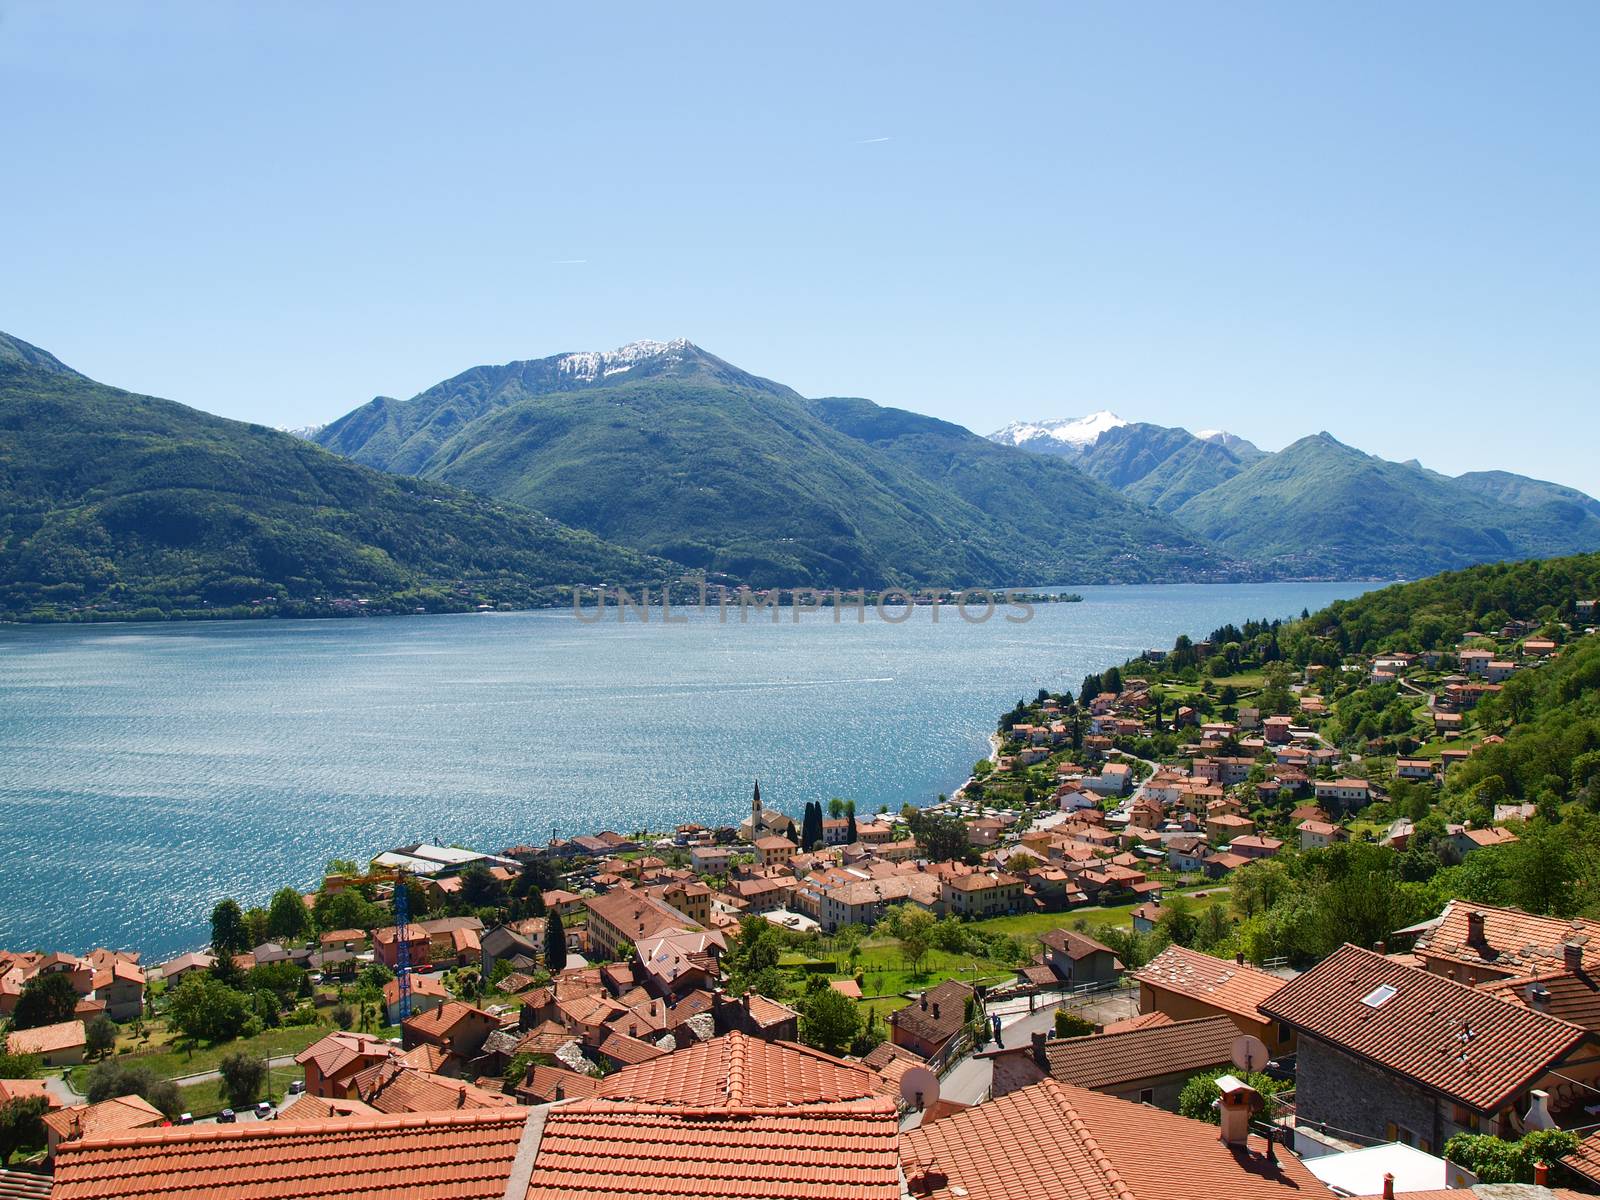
[3,583,1600,1199]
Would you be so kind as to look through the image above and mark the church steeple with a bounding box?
[752,778,762,823]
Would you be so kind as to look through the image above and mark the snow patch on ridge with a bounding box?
[991,410,1128,449]
[556,338,692,382]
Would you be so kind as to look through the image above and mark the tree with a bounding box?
[218,1051,268,1110]
[82,1062,181,1118]
[907,808,970,864]
[11,972,77,1031]
[1054,1009,1094,1038]
[0,1054,40,1080]
[166,974,252,1044]
[312,887,381,934]
[1177,1068,1287,1123]
[1442,1130,1579,1184]
[800,801,823,852]
[503,1051,537,1089]
[0,1096,48,1165]
[845,801,858,846]
[210,898,250,956]
[1155,894,1200,948]
[797,986,862,1056]
[725,916,784,997]
[828,797,847,819]
[266,887,311,943]
[85,1016,118,1059]
[458,864,505,910]
[545,908,568,974]
[898,908,935,978]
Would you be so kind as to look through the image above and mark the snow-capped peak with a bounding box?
[991,410,1127,449]
[556,338,693,382]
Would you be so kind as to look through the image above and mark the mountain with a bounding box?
[806,398,1230,581]
[1172,433,1600,577]
[1063,422,1255,513]
[0,332,665,621]
[1193,429,1265,460]
[317,342,1227,587]
[988,410,1129,458]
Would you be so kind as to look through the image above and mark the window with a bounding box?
[1361,983,1398,1008]
[1139,1088,1155,1105]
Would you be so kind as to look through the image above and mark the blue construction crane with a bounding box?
[393,868,413,1021]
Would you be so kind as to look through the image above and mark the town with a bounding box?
[2,560,1600,1200]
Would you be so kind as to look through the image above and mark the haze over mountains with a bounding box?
[4,329,1598,621]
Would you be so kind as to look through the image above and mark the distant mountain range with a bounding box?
[5,330,1598,622]
[0,333,665,621]
[990,412,1600,577]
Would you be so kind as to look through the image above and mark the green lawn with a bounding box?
[71,1022,335,1089]
[177,1067,303,1119]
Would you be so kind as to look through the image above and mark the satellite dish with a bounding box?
[900,1066,941,1115]
[1231,1034,1270,1073]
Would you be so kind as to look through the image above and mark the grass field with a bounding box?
[177,1069,303,1119]
[69,1022,335,1090]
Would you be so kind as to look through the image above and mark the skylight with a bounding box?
[1361,983,1398,1008]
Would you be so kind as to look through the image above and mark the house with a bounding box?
[1396,758,1437,781]
[6,1019,85,1067]
[586,885,700,960]
[889,979,975,1060]
[901,1073,1331,1200]
[1297,819,1345,850]
[1086,762,1132,796]
[372,916,483,971]
[1038,928,1122,987]
[753,835,797,868]
[1409,901,1600,985]
[382,971,450,1025]
[1133,945,1292,1054]
[1485,660,1518,683]
[1314,778,1372,810]
[400,1000,502,1061]
[1166,835,1210,873]
[1443,825,1519,862]
[689,844,736,874]
[1263,715,1294,744]
[1230,834,1284,860]
[41,1093,164,1154]
[983,1014,1239,1109]
[153,950,215,986]
[939,870,1023,918]
[1262,943,1596,1152]
[1206,811,1256,844]
[318,929,368,954]
[480,920,544,975]
[654,880,712,926]
[1459,648,1494,676]
[295,1030,397,1097]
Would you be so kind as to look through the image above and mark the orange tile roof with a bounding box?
[1133,946,1284,1023]
[525,1097,901,1200]
[0,1167,53,1200]
[1563,1127,1600,1186]
[902,1076,1327,1200]
[351,1061,519,1114]
[5,1019,84,1056]
[294,1030,394,1079]
[1479,970,1600,1029]
[402,1000,498,1042]
[50,1108,530,1200]
[276,1093,379,1120]
[597,1031,876,1108]
[1036,1015,1241,1090]
[0,1078,56,1107]
[1098,1011,1174,1035]
[1414,899,1600,977]
[1261,943,1587,1113]
[42,1095,165,1144]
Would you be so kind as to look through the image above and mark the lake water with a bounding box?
[0,581,1374,958]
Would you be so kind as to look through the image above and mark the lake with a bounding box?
[0,581,1375,958]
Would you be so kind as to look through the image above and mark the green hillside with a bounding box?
[1174,433,1600,577]
[0,333,667,622]
[318,343,1227,588]
[1069,422,1250,512]
[807,398,1230,581]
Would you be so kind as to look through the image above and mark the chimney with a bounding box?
[1525,1089,1555,1131]
[1235,952,1245,966]
[921,996,928,1011]
[1535,1160,1551,1186]
[1467,910,1486,945]
[555,1083,564,1101]
[1528,983,1551,1013]
[1215,1074,1261,1148]
[1381,1172,1395,1200]
[932,1003,941,1021]
[1565,941,1584,971]
[1031,1030,1049,1069]
[1373,940,1387,955]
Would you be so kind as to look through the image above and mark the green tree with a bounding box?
[1177,1067,1288,1123]
[11,972,77,1031]
[545,908,568,974]
[797,986,862,1056]
[0,1096,48,1165]
[210,898,250,956]
[846,802,858,845]
[0,1054,40,1080]
[906,809,969,863]
[458,864,505,910]
[1054,1010,1094,1038]
[218,1051,268,1110]
[82,1062,182,1118]
[1155,894,1200,948]
[1442,1130,1579,1184]
[312,887,382,934]
[266,886,311,943]
[84,1015,118,1059]
[1505,827,1578,915]
[898,907,935,978]
[166,974,252,1044]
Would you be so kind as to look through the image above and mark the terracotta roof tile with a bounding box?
[5,1019,85,1056]
[598,1031,876,1107]
[1415,900,1600,978]
[1262,943,1587,1112]
[525,1097,901,1200]
[1041,1015,1241,1089]
[1132,946,1284,1023]
[351,1061,519,1114]
[42,1095,165,1144]
[50,1108,529,1200]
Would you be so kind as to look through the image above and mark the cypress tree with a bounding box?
[545,908,567,974]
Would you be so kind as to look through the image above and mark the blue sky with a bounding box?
[4,2,1597,492]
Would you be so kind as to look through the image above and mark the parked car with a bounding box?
[286,1080,305,1095]
[178,1113,193,1125]
[217,1109,236,1124]
[255,1101,273,1119]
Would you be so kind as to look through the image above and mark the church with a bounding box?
[737,779,794,842]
